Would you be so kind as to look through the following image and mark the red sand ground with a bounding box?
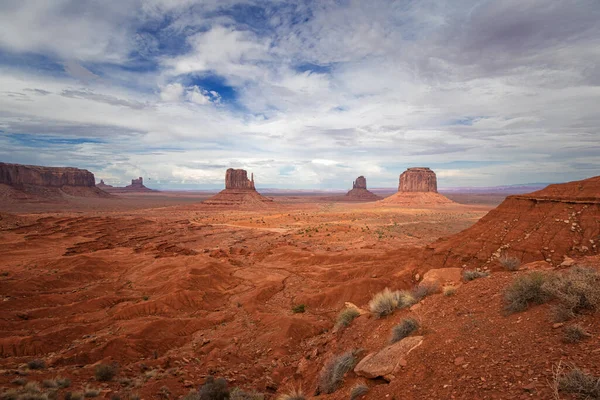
[0,180,598,399]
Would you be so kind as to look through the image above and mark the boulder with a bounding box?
[421,268,463,287]
[354,336,423,381]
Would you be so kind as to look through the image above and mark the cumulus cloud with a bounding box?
[0,0,598,188]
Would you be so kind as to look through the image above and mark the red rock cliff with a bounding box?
[0,162,96,187]
[352,176,367,189]
[225,169,255,190]
[399,167,438,193]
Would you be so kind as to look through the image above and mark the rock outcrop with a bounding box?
[204,169,272,207]
[354,336,424,381]
[424,175,600,269]
[345,176,380,201]
[0,162,95,187]
[379,168,453,205]
[226,169,255,190]
[399,167,437,192]
[0,162,110,201]
[98,177,154,192]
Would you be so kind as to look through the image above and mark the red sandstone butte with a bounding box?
[399,167,438,192]
[345,176,380,200]
[204,168,272,206]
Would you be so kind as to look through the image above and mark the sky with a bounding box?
[0,0,599,190]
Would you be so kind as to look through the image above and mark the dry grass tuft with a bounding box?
[562,324,589,344]
[443,286,457,296]
[276,387,305,400]
[504,271,551,313]
[463,270,490,281]
[552,362,600,399]
[499,254,520,271]
[349,384,369,400]
[317,350,360,394]
[335,308,360,330]
[391,318,420,344]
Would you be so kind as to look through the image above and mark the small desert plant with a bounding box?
[317,350,360,394]
[230,387,264,400]
[349,384,369,400]
[11,378,27,386]
[550,304,576,323]
[1,389,19,400]
[292,304,306,314]
[463,270,490,281]
[369,288,399,318]
[504,271,551,313]
[391,318,420,343]
[158,386,170,399]
[56,378,71,389]
[83,388,100,398]
[43,380,58,389]
[543,267,600,315]
[563,324,589,344]
[335,308,360,329]
[199,376,229,400]
[275,387,305,400]
[94,364,117,382]
[395,290,417,309]
[553,363,600,399]
[27,359,46,370]
[499,254,520,271]
[23,382,41,394]
[64,392,84,400]
[443,286,457,296]
[412,281,439,300]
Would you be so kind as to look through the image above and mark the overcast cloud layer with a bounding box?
[0,0,599,189]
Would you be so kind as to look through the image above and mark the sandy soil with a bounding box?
[0,189,597,400]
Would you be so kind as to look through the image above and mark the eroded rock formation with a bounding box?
[345,176,380,201]
[204,169,271,206]
[226,169,255,190]
[424,175,600,269]
[399,167,437,192]
[0,162,95,187]
[96,180,114,190]
[380,167,452,205]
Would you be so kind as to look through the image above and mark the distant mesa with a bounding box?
[424,175,600,269]
[96,176,154,192]
[0,162,110,200]
[345,176,380,201]
[204,168,273,206]
[379,167,453,205]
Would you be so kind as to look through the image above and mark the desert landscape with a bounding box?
[0,162,599,400]
[1,1,600,399]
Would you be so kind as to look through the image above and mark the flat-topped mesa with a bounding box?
[353,176,367,189]
[0,162,95,187]
[127,177,144,188]
[399,167,437,193]
[225,168,255,190]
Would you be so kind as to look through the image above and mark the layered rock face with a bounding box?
[0,162,95,187]
[345,176,380,201]
[399,167,437,193]
[225,169,255,190]
[204,169,271,207]
[380,167,452,205]
[126,177,149,190]
[424,176,600,269]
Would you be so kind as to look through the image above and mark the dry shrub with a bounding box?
[83,388,100,398]
[463,270,490,281]
[199,376,229,400]
[391,318,419,344]
[553,363,600,399]
[412,281,439,300]
[230,387,264,400]
[563,324,589,344]
[504,272,551,313]
[443,286,457,296]
[292,304,305,314]
[27,360,46,370]
[94,364,117,382]
[276,387,305,400]
[550,304,576,323]
[317,350,360,394]
[499,254,520,271]
[368,288,399,318]
[542,267,600,315]
[369,289,416,318]
[335,308,360,330]
[349,384,369,400]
